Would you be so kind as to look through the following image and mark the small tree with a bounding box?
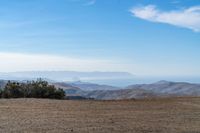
[3,81,24,98]
[54,88,65,99]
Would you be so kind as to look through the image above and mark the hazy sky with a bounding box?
[0,0,200,76]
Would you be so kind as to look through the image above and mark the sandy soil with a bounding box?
[0,97,200,133]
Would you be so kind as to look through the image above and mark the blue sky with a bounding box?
[0,0,200,76]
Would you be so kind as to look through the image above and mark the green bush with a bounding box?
[0,79,65,99]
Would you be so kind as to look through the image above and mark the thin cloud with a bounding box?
[0,52,129,72]
[130,5,200,32]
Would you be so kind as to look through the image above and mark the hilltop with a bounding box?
[0,97,200,133]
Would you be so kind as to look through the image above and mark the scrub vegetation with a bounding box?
[0,79,65,99]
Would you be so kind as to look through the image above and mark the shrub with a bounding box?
[1,79,65,99]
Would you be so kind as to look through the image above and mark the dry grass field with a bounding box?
[0,97,200,133]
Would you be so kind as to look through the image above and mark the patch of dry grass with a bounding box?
[0,97,200,133]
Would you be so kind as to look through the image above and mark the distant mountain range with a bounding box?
[126,80,200,96]
[63,80,200,100]
[69,81,120,91]
[0,79,200,100]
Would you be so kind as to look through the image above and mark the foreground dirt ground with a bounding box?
[0,97,200,133]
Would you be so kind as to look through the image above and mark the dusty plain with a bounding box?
[0,97,200,133]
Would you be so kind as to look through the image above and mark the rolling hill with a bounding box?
[126,80,200,96]
[66,81,200,100]
[69,81,120,91]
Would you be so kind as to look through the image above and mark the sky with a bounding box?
[0,0,200,77]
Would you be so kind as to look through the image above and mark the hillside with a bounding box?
[67,81,200,100]
[69,81,120,91]
[126,80,200,96]
[82,89,157,100]
[52,82,84,96]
